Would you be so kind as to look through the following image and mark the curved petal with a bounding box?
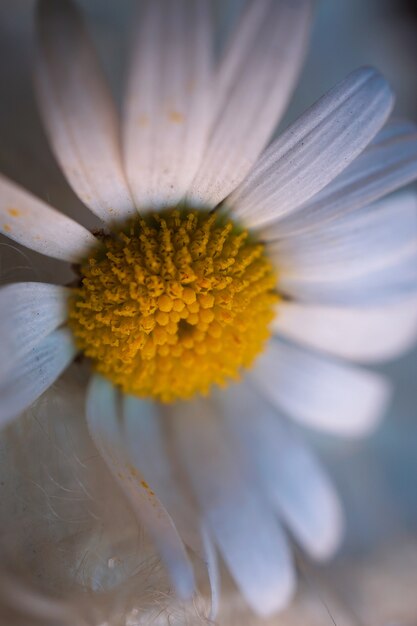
[171,397,294,617]
[0,329,76,429]
[228,67,394,227]
[187,0,312,207]
[123,0,212,210]
[270,192,417,282]
[372,117,417,143]
[35,0,135,223]
[86,376,195,600]
[122,395,219,618]
[0,282,70,377]
[0,175,96,262]
[222,384,344,560]
[200,522,219,621]
[280,250,417,306]
[250,339,391,436]
[263,119,417,239]
[273,298,417,363]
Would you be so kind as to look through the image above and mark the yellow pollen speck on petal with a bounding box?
[137,114,149,127]
[168,110,184,124]
[128,464,139,478]
[186,79,196,93]
[7,207,21,217]
[68,208,278,403]
[140,479,155,496]
[3,223,11,232]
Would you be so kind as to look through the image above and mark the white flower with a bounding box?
[1,0,417,618]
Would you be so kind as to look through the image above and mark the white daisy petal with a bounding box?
[35,0,135,222]
[228,67,394,227]
[0,329,76,429]
[122,396,201,548]
[122,397,220,619]
[0,282,70,378]
[250,339,392,436]
[271,192,417,282]
[200,522,220,621]
[280,250,417,306]
[263,120,417,239]
[222,384,344,560]
[372,117,417,142]
[171,398,294,617]
[273,298,417,363]
[273,192,417,306]
[0,175,96,261]
[124,400,219,616]
[187,0,312,207]
[123,0,212,210]
[86,376,195,600]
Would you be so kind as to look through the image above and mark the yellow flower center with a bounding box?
[68,209,278,402]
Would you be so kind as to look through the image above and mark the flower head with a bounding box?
[1,0,417,618]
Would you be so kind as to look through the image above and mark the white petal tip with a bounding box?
[174,572,196,601]
[250,568,295,617]
[342,376,393,438]
[309,504,345,562]
[354,65,394,101]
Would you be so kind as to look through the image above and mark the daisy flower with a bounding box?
[1,0,417,617]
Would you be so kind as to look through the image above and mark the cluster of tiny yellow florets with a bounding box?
[68,209,278,402]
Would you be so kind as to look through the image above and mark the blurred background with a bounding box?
[0,1,416,624]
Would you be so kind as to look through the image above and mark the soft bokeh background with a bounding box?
[0,1,416,624]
